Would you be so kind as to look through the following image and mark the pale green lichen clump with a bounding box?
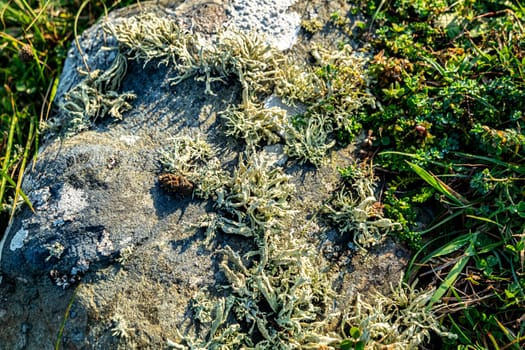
[221,99,287,147]
[107,11,452,349]
[109,12,374,166]
[53,52,136,136]
[160,136,451,350]
[108,13,285,96]
[324,164,402,249]
[160,135,337,349]
[342,278,458,349]
[159,133,227,198]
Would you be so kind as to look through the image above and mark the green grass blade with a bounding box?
[0,89,18,207]
[13,0,37,19]
[465,214,503,228]
[406,161,468,206]
[455,152,525,174]
[421,234,471,262]
[10,113,36,221]
[428,241,475,307]
[418,209,465,235]
[0,2,32,25]
[55,287,78,350]
[405,232,470,280]
[378,150,450,168]
[0,169,33,212]
[25,0,51,36]
[446,313,472,345]
[75,0,93,72]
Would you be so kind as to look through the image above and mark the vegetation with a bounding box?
[2,0,525,349]
[338,0,525,348]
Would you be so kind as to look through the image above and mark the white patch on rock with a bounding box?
[227,0,301,51]
[119,135,140,146]
[9,228,28,251]
[261,144,288,168]
[58,183,88,220]
[96,230,114,256]
[30,186,51,210]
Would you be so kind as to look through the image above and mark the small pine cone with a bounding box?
[18,44,34,63]
[158,173,194,197]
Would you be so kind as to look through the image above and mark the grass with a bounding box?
[0,0,134,231]
[1,0,524,348]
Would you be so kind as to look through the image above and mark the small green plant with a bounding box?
[343,0,525,347]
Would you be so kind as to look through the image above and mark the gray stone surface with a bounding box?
[0,1,410,349]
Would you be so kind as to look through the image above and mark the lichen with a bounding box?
[105,11,445,350]
[323,164,402,249]
[51,52,136,136]
[284,113,336,166]
[220,99,287,147]
[111,313,132,339]
[159,133,227,199]
[110,12,374,166]
[274,62,322,105]
[109,13,285,96]
[172,228,339,349]
[213,152,295,241]
[161,138,336,349]
[301,18,324,34]
[44,241,65,262]
[342,278,458,349]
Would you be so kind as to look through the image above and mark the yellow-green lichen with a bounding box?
[301,18,324,34]
[110,12,374,166]
[52,52,135,136]
[220,99,287,147]
[324,164,402,249]
[107,11,446,350]
[275,45,375,165]
[214,152,295,240]
[160,137,336,349]
[342,278,457,349]
[284,113,336,166]
[109,13,285,96]
[159,133,227,199]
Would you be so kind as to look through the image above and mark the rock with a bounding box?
[0,1,410,349]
